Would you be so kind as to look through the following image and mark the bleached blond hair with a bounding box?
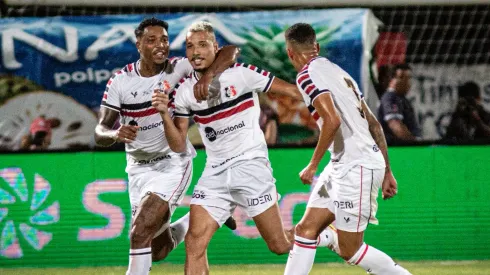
[188,21,216,41]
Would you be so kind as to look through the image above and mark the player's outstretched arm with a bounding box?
[299,93,341,185]
[94,108,138,146]
[361,100,397,199]
[151,92,189,153]
[268,77,303,101]
[195,45,240,101]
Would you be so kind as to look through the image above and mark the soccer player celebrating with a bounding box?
[283,23,412,275]
[94,17,238,275]
[152,21,341,275]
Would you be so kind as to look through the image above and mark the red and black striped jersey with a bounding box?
[100,58,196,173]
[172,63,274,176]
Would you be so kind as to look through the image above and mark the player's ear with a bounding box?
[136,40,141,53]
[213,42,219,53]
[315,42,320,53]
[286,47,295,62]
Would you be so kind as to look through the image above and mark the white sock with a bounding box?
[170,213,190,247]
[317,225,339,254]
[284,235,317,275]
[126,247,152,275]
[348,243,412,275]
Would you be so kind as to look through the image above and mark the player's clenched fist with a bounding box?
[114,124,139,143]
[152,90,170,113]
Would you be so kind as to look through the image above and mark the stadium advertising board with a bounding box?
[1,147,489,267]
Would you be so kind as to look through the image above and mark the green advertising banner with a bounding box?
[0,146,489,268]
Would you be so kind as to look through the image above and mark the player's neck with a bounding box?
[298,53,319,71]
[139,60,168,77]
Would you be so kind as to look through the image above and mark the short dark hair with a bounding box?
[285,23,316,46]
[458,81,480,99]
[390,63,411,79]
[135,17,169,38]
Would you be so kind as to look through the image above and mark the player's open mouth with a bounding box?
[193,58,204,66]
[154,51,166,58]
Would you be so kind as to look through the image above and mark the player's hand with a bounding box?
[382,170,398,200]
[152,89,170,114]
[114,124,139,143]
[194,72,213,103]
[299,163,318,185]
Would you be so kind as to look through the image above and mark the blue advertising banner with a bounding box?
[0,9,378,150]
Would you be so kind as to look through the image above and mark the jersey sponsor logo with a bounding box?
[136,154,171,165]
[204,121,245,142]
[225,85,237,98]
[130,91,138,98]
[191,190,206,199]
[247,193,273,206]
[211,153,244,168]
[138,121,163,131]
[334,200,354,209]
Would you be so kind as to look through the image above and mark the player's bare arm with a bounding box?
[300,93,341,185]
[268,77,303,101]
[387,119,416,141]
[94,107,139,146]
[151,92,189,153]
[362,100,398,200]
[194,45,240,101]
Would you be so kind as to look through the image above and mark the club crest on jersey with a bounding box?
[225,85,237,98]
[158,80,171,91]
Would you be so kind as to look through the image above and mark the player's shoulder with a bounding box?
[110,62,139,83]
[173,71,195,92]
[227,62,271,77]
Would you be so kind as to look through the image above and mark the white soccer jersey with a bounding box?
[101,58,196,173]
[297,57,385,177]
[172,63,274,176]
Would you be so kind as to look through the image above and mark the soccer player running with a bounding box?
[283,23,412,275]
[94,18,238,275]
[152,21,337,275]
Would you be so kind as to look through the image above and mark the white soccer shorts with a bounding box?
[128,158,193,219]
[190,157,278,226]
[308,164,384,232]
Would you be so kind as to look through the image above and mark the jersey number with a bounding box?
[344,78,365,119]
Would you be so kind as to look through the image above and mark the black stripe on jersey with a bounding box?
[192,92,253,117]
[308,105,315,113]
[174,112,191,117]
[101,102,121,112]
[310,89,330,102]
[104,86,109,93]
[123,65,128,73]
[262,76,274,93]
[121,101,152,111]
[300,79,313,90]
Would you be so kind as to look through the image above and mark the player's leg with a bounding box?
[185,169,235,275]
[232,158,291,254]
[184,205,220,275]
[284,168,337,275]
[150,160,193,261]
[336,166,411,275]
[127,192,170,275]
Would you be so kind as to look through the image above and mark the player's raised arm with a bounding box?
[300,92,341,184]
[152,87,190,153]
[194,45,240,101]
[361,100,398,200]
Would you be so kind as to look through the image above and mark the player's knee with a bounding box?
[130,218,159,245]
[295,222,319,240]
[184,228,206,254]
[266,238,290,255]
